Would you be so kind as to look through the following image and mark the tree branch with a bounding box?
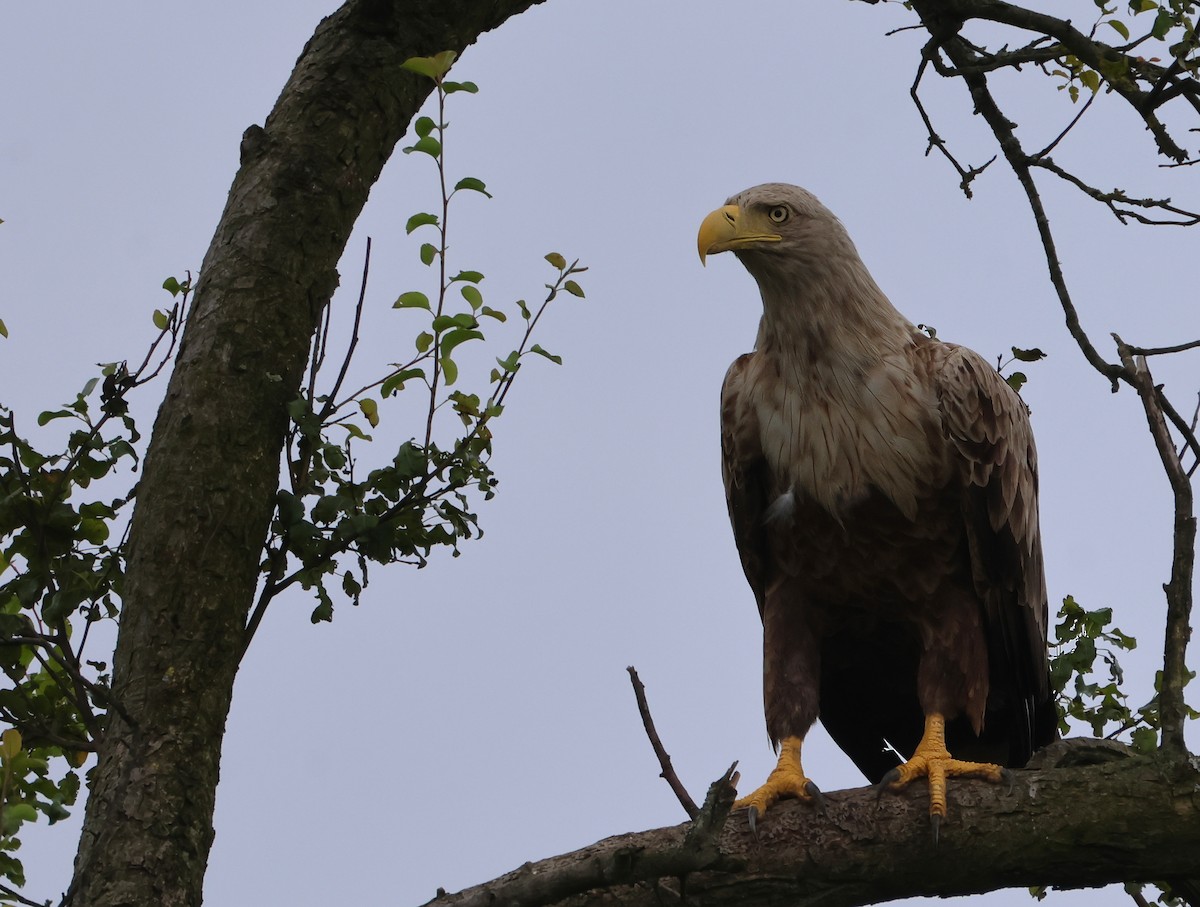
[627,666,701,819]
[1113,338,1197,755]
[418,743,1200,907]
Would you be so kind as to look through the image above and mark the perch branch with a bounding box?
[417,744,1200,907]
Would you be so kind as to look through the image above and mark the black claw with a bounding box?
[746,805,760,837]
[805,780,829,815]
[930,813,942,846]
[1000,767,1016,795]
[874,768,900,801]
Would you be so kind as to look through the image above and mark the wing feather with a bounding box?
[720,353,771,617]
[931,343,1057,759]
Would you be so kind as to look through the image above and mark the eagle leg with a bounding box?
[878,712,1006,832]
[734,736,824,827]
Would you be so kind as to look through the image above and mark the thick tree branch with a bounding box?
[64,3,546,906]
[419,744,1200,907]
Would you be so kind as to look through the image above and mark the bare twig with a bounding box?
[682,761,739,854]
[1125,339,1200,357]
[1031,89,1097,160]
[627,666,700,819]
[910,52,994,197]
[315,238,371,425]
[1032,158,1200,226]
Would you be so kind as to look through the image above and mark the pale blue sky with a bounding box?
[1,3,1196,906]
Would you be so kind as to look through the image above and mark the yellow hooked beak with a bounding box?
[697,203,782,265]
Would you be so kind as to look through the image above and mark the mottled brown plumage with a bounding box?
[699,184,1057,819]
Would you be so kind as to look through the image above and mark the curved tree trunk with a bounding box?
[63,3,544,905]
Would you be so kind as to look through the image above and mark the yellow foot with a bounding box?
[879,713,1007,839]
[734,736,824,830]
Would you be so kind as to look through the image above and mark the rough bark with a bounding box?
[62,3,544,906]
[424,743,1200,907]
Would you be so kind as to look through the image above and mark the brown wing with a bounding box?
[720,353,772,617]
[931,342,1058,762]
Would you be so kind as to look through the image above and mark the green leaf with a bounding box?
[420,243,438,266]
[162,276,181,297]
[451,270,484,284]
[310,591,334,624]
[1130,726,1157,753]
[394,291,431,310]
[432,313,476,332]
[414,116,437,138]
[1079,69,1101,92]
[441,328,485,357]
[37,409,73,426]
[415,331,435,353]
[0,318,9,338]
[516,299,531,320]
[406,212,439,235]
[0,728,20,760]
[496,351,521,371]
[453,177,492,197]
[381,368,426,397]
[564,279,585,298]
[403,136,442,159]
[1011,346,1046,362]
[442,80,479,94]
[441,356,459,385]
[530,343,563,365]
[545,252,567,270]
[480,306,506,323]
[401,50,457,81]
[461,285,483,309]
[342,422,372,442]
[359,398,379,428]
[1152,8,1174,38]
[152,309,170,330]
[79,518,110,544]
[1107,18,1130,39]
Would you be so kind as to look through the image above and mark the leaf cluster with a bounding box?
[1050,594,1198,751]
[0,277,191,888]
[245,53,586,638]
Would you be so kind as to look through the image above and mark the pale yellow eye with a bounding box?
[768,205,789,224]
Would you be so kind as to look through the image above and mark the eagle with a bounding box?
[697,183,1058,828]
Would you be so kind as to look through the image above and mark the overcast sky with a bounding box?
[2,3,1197,906]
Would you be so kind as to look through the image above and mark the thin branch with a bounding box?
[315,237,371,425]
[0,880,50,907]
[910,51,994,197]
[627,666,700,819]
[1114,337,1195,755]
[1031,89,1097,160]
[926,30,1126,386]
[1032,158,1200,226]
[1125,339,1200,357]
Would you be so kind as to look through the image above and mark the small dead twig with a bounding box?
[627,666,700,818]
[682,761,740,854]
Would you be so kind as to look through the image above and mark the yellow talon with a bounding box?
[734,736,822,820]
[883,713,1006,821]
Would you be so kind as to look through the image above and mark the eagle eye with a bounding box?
[768,205,790,224]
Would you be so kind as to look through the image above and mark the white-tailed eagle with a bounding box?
[697,183,1057,828]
